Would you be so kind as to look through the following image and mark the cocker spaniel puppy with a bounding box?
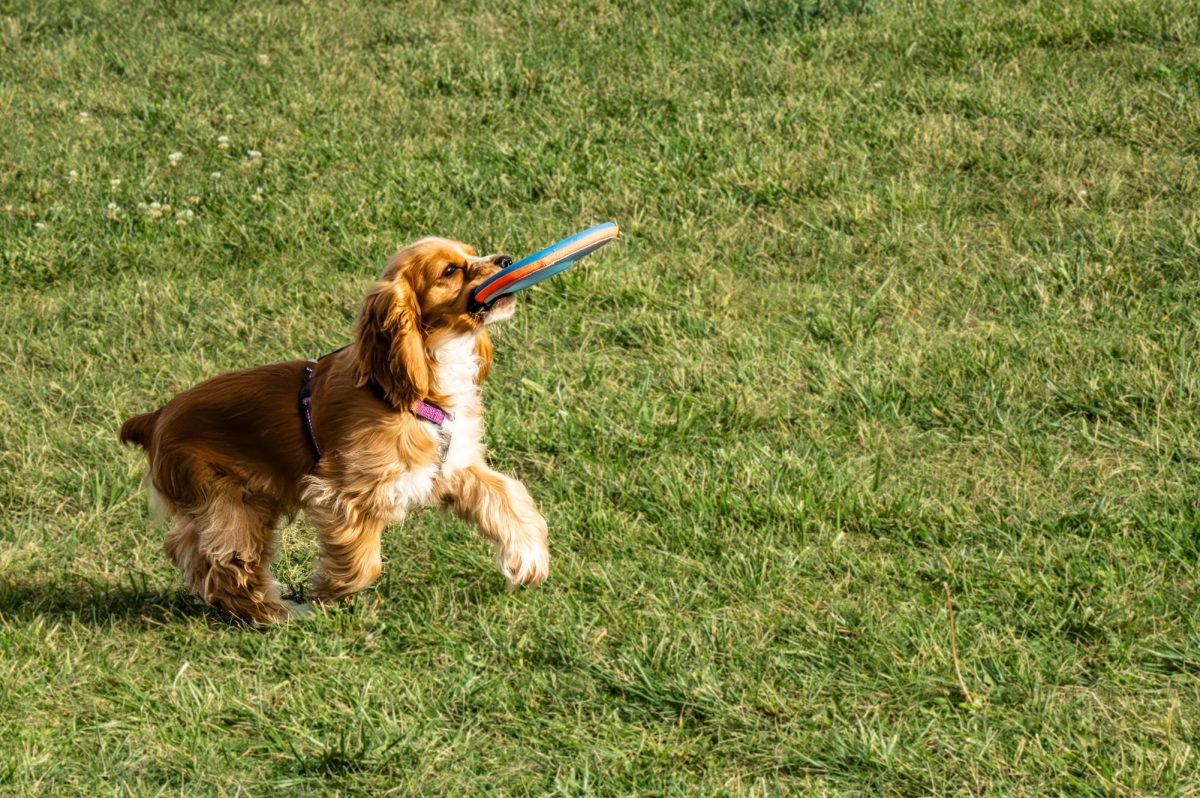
[119,238,549,623]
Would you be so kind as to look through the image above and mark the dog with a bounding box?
[119,237,550,623]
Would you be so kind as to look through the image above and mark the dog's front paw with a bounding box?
[496,522,549,587]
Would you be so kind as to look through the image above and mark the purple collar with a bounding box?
[413,399,452,426]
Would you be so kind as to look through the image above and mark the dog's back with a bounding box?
[119,361,316,510]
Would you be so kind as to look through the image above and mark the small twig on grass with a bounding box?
[943,582,973,705]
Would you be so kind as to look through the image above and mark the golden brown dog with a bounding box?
[119,238,549,623]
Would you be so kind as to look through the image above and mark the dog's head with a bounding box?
[354,237,513,407]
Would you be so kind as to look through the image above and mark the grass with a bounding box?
[1,0,1199,793]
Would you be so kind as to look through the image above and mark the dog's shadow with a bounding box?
[0,573,220,627]
[0,572,504,628]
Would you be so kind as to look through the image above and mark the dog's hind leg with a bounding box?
[164,512,205,595]
[167,489,295,624]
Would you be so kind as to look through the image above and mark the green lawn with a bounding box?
[2,0,1199,793]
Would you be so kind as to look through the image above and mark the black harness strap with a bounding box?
[298,345,348,462]
[300,363,321,460]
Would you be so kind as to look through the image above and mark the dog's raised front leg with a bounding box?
[446,464,549,587]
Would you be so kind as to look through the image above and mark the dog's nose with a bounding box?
[494,255,513,268]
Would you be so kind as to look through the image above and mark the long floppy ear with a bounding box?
[474,330,493,384]
[354,278,431,407]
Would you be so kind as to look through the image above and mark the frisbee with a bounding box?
[473,222,619,306]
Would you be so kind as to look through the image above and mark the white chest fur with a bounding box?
[386,333,485,516]
[427,332,487,475]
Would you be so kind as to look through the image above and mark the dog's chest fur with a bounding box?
[386,333,485,515]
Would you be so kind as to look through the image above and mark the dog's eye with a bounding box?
[443,264,462,277]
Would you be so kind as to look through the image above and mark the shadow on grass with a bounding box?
[0,573,220,627]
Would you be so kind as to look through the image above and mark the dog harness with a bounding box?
[300,353,452,463]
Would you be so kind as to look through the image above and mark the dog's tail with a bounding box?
[118,409,161,451]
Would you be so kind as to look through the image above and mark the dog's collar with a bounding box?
[413,399,452,426]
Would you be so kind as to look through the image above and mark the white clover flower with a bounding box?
[149,201,161,209]
[68,170,79,180]
[189,195,201,205]
[110,178,121,189]
[217,135,229,150]
[246,149,262,159]
[257,53,271,66]
[168,152,183,166]
[210,171,222,180]
[250,186,264,203]
[106,202,121,221]
[34,221,45,229]
[78,111,90,120]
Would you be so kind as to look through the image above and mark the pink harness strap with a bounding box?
[412,399,453,426]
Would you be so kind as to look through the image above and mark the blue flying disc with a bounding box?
[473,222,619,305]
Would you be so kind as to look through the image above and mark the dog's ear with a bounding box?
[354,277,431,407]
[474,329,493,384]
